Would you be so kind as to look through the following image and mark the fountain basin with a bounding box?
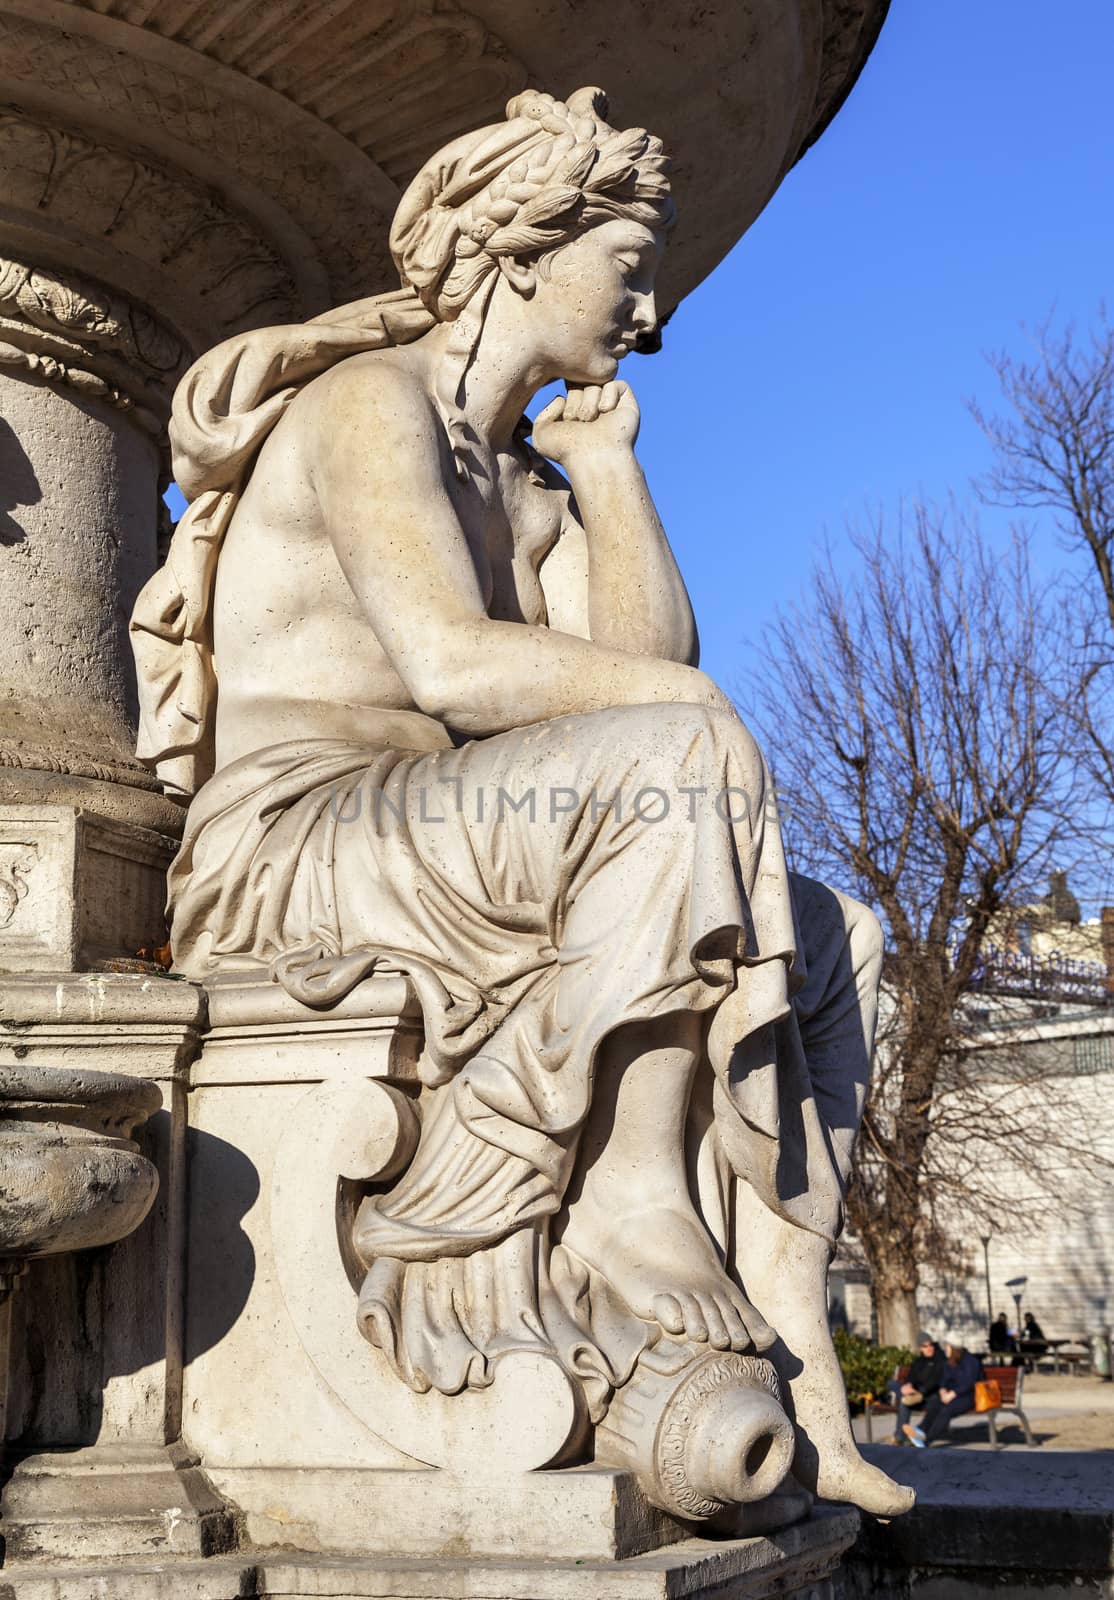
[0,1066,160,1261]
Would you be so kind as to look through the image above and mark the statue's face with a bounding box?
[528,217,664,384]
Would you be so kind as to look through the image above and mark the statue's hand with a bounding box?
[532,381,640,468]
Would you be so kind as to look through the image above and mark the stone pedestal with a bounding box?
[0,805,172,970]
[0,1505,860,1598]
[178,977,812,1566]
[0,974,226,1561]
[0,973,855,1596]
[0,1442,236,1564]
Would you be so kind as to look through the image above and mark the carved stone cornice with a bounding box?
[0,253,184,430]
[0,0,402,331]
[0,1064,161,1261]
[0,100,309,357]
[0,737,164,792]
[53,0,529,188]
[0,0,890,328]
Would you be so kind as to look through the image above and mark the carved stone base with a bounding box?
[182,973,432,1478]
[0,1442,236,1562]
[0,805,176,970]
[0,974,204,1459]
[186,975,594,1481]
[203,1464,813,1564]
[209,1464,684,1562]
[0,1505,859,1598]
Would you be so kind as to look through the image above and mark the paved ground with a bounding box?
[854,1371,1114,1452]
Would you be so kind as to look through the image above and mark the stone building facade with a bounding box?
[833,886,1114,1353]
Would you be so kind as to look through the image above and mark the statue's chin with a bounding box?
[562,352,621,385]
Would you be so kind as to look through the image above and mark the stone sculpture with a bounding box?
[131,86,912,1523]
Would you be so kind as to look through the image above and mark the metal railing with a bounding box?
[962,944,1111,1005]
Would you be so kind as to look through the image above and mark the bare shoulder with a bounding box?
[301,347,440,461]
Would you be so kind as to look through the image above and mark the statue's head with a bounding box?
[389,87,674,386]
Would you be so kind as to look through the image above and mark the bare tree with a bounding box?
[747,503,1082,1345]
[973,312,1114,802]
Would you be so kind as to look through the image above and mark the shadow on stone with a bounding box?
[0,416,40,546]
[2,1121,255,1456]
[184,1124,259,1363]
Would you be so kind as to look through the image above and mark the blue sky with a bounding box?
[626,0,1114,691]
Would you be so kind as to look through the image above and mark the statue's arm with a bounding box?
[311,370,727,738]
[533,383,699,666]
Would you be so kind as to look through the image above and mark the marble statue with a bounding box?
[131,87,912,1521]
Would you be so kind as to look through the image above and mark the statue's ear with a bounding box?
[496,255,536,298]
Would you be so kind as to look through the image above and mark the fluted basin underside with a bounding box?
[0,1065,160,1260]
[0,0,890,352]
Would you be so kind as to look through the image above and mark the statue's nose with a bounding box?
[632,292,657,330]
[633,327,661,356]
[633,301,673,357]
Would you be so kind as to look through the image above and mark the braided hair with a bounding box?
[388,86,674,475]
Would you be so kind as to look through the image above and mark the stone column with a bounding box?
[0,257,186,969]
[0,254,182,834]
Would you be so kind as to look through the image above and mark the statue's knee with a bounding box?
[847,899,884,981]
[627,702,763,780]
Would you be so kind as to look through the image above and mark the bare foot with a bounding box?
[562,1193,774,1351]
[796,1440,916,1518]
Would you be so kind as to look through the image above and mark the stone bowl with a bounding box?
[2,0,891,360]
[0,1066,161,1261]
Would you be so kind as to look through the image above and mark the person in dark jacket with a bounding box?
[989,1311,1016,1355]
[1022,1311,1047,1351]
[886,1332,944,1440]
[903,1337,984,1446]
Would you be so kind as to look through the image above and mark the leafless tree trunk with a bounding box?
[745,504,1082,1341]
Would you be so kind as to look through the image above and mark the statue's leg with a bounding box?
[560,1012,773,1352]
[726,879,913,1517]
[349,704,796,1378]
[733,1179,914,1518]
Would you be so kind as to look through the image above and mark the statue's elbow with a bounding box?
[406,656,463,725]
[406,644,489,732]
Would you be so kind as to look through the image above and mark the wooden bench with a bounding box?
[863,1362,1036,1446]
[862,1364,909,1442]
[982,1364,1037,1446]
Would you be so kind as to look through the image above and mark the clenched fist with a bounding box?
[532,380,640,468]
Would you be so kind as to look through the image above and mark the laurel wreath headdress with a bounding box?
[380,84,674,475]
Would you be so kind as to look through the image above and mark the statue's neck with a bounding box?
[420,297,553,455]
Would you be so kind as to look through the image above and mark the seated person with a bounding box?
[887,1331,943,1441]
[903,1338,984,1446]
[1023,1311,1047,1351]
[989,1311,1016,1356]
